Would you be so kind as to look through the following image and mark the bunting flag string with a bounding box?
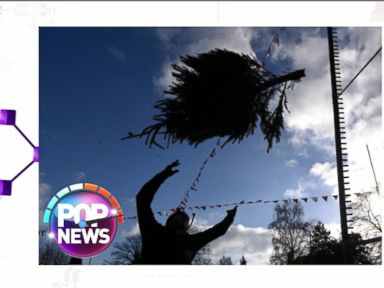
[177,138,222,209]
[124,191,375,221]
[266,27,284,58]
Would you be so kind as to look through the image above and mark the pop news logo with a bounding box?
[43,183,124,258]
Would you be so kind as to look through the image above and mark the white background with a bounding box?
[0,1,383,288]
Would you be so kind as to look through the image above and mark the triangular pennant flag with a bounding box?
[302,198,308,203]
[266,46,272,57]
[209,205,215,209]
[246,201,253,204]
[201,206,206,210]
[311,197,318,202]
[194,206,201,210]
[333,195,338,200]
[210,148,216,158]
[239,200,245,205]
[157,211,163,216]
[293,199,298,203]
[190,187,198,191]
[188,207,194,210]
[264,200,271,203]
[262,60,266,68]
[322,196,328,202]
[272,34,280,45]
[355,192,361,196]
[272,200,279,203]
[256,200,262,203]
[283,200,289,203]
[216,204,222,208]
[223,204,230,207]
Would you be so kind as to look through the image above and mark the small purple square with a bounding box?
[33,147,39,162]
[0,109,16,125]
[0,180,12,196]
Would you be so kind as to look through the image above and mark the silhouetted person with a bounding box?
[136,160,237,264]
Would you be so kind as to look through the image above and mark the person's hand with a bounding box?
[226,206,237,220]
[161,159,180,178]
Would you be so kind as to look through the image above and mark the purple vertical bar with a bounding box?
[0,180,12,196]
[33,147,39,162]
[0,109,16,125]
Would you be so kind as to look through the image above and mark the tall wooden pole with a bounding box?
[327,27,350,262]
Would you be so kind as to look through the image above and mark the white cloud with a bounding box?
[309,162,337,193]
[285,159,298,168]
[73,171,86,181]
[120,221,273,265]
[276,27,381,195]
[284,180,311,199]
[39,174,52,208]
[108,46,128,64]
[121,223,140,238]
[39,176,52,229]
[153,27,382,197]
[323,222,341,240]
[209,224,273,265]
[154,27,257,90]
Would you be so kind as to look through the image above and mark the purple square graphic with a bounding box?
[33,147,39,162]
[0,180,12,196]
[0,109,16,125]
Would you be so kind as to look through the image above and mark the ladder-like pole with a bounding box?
[327,28,350,261]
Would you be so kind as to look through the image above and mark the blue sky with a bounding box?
[39,27,381,264]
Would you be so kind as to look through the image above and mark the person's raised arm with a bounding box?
[136,160,180,234]
[191,206,237,249]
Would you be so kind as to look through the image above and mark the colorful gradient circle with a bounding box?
[45,183,123,258]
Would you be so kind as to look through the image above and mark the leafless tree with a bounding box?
[104,235,142,265]
[39,233,70,265]
[268,201,311,264]
[350,193,382,264]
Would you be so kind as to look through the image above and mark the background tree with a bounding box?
[192,245,214,265]
[347,233,374,264]
[39,232,71,265]
[219,255,233,265]
[104,234,142,265]
[309,222,337,256]
[268,201,311,264]
[349,193,381,264]
[240,255,247,265]
[291,222,374,264]
[104,226,214,265]
[190,225,214,265]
